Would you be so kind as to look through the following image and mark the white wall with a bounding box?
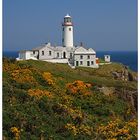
[38,46,74,60]
[19,52,26,60]
[25,51,32,59]
[30,51,39,58]
[74,54,98,68]
[43,59,68,63]
[104,55,111,62]
[53,51,62,59]
[19,51,31,60]
[62,25,73,47]
[39,47,55,60]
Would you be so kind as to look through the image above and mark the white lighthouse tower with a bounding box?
[62,14,73,47]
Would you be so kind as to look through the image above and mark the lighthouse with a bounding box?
[17,14,99,69]
[62,14,73,47]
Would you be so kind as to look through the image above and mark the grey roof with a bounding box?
[53,46,64,51]
[74,46,96,54]
[30,43,96,54]
[32,45,46,51]
[32,44,76,52]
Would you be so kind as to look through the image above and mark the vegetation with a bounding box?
[3,58,137,139]
[98,58,107,63]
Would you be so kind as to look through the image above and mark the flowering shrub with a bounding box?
[61,95,73,105]
[3,60,19,72]
[11,69,38,85]
[10,127,20,140]
[97,119,137,139]
[28,89,53,99]
[65,123,77,135]
[42,72,55,85]
[65,123,92,136]
[66,80,92,95]
[3,59,137,139]
[57,103,83,121]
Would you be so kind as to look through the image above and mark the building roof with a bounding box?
[21,43,96,55]
[32,45,45,51]
[32,42,51,50]
[74,46,96,54]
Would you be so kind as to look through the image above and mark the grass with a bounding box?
[17,60,137,90]
[3,58,138,139]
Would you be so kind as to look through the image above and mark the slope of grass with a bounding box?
[18,60,137,90]
[3,58,137,139]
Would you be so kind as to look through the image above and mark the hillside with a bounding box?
[3,58,137,140]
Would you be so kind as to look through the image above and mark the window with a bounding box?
[62,38,64,43]
[91,61,94,65]
[87,55,90,59]
[87,61,90,66]
[80,55,83,59]
[80,61,83,65]
[68,18,71,22]
[63,28,64,31]
[42,51,44,55]
[33,51,35,54]
[57,52,59,58]
[49,51,51,56]
[69,28,71,31]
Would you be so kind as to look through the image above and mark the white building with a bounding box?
[104,55,111,62]
[17,14,99,68]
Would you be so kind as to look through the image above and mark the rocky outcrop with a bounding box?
[97,87,115,96]
[116,89,137,112]
[97,86,137,114]
[112,66,137,81]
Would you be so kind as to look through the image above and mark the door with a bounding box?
[63,52,66,58]
[76,61,79,66]
[87,61,90,66]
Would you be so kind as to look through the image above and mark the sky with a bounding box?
[3,0,137,51]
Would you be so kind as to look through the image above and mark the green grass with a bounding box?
[3,58,137,139]
[17,60,137,90]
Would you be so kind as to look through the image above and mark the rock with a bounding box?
[128,72,134,81]
[112,68,137,81]
[98,86,115,96]
[112,71,121,79]
[97,86,137,115]
[115,89,137,112]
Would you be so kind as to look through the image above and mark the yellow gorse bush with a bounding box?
[3,61,19,72]
[97,119,137,139]
[127,119,137,127]
[58,103,83,120]
[65,123,77,135]
[28,89,53,99]
[61,95,73,105]
[66,80,92,95]
[42,72,55,85]
[11,69,37,85]
[10,127,20,140]
[65,123,92,136]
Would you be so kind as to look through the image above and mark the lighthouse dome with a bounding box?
[64,14,71,18]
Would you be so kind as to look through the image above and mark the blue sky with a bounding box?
[3,0,137,51]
